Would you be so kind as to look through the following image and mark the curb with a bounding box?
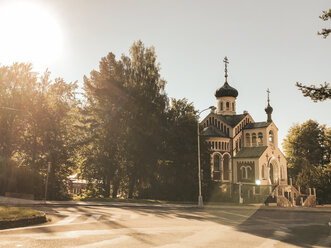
[0,214,47,230]
[6,202,331,213]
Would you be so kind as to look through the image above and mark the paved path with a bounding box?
[0,205,330,248]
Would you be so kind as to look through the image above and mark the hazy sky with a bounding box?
[0,0,330,147]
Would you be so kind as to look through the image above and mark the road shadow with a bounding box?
[116,205,331,247]
[29,204,331,247]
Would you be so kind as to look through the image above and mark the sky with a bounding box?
[0,0,330,148]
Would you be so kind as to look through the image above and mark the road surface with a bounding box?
[0,205,330,247]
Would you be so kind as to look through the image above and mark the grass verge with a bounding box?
[0,206,46,229]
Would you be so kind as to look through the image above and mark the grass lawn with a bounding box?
[0,206,44,222]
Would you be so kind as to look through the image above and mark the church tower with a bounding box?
[215,57,238,115]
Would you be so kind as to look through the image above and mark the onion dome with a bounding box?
[265,103,273,115]
[215,82,239,98]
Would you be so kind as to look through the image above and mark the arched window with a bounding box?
[246,166,251,179]
[212,142,215,149]
[223,154,230,180]
[280,165,283,179]
[246,133,250,146]
[236,141,238,151]
[241,167,246,179]
[220,102,223,111]
[206,120,209,126]
[221,123,223,132]
[258,132,263,146]
[252,133,257,146]
[239,138,242,149]
[232,102,234,111]
[226,102,230,110]
[217,121,220,129]
[262,164,265,178]
[269,130,274,144]
[213,154,220,171]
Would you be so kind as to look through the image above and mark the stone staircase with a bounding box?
[266,184,316,207]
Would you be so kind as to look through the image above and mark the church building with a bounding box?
[200,57,288,203]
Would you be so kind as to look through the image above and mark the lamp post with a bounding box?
[197,106,216,208]
[44,162,51,203]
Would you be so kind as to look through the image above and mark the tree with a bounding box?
[81,41,212,201]
[0,63,79,200]
[283,120,331,203]
[145,98,211,201]
[81,52,127,198]
[296,9,331,101]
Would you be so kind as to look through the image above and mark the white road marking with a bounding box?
[85,214,101,223]
[56,215,80,225]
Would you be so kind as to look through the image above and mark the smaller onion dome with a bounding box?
[264,103,273,114]
[215,82,238,98]
[265,103,273,122]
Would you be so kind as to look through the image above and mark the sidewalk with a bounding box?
[1,196,331,213]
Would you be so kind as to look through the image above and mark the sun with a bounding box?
[0,1,63,70]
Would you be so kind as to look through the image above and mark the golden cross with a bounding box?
[267,88,270,103]
[223,56,229,82]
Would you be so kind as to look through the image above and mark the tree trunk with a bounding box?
[112,180,119,198]
[103,176,111,198]
[128,177,135,199]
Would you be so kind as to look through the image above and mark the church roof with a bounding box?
[215,82,239,98]
[244,122,271,129]
[217,114,247,127]
[201,125,228,137]
[234,146,268,158]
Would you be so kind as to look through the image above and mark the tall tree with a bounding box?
[121,41,168,198]
[283,120,331,203]
[82,52,127,198]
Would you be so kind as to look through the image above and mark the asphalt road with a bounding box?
[0,205,330,248]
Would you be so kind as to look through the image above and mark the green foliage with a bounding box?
[0,42,214,202]
[0,63,78,200]
[296,82,331,102]
[0,206,44,221]
[318,9,331,38]
[81,41,210,201]
[283,120,331,203]
[296,9,331,101]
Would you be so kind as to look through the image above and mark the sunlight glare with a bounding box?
[0,2,63,70]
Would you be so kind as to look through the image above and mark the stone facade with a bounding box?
[200,60,288,203]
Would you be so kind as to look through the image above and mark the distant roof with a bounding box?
[201,125,228,137]
[217,114,247,127]
[234,146,268,158]
[244,122,271,129]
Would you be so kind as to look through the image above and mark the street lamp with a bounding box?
[197,106,216,208]
[44,162,51,203]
